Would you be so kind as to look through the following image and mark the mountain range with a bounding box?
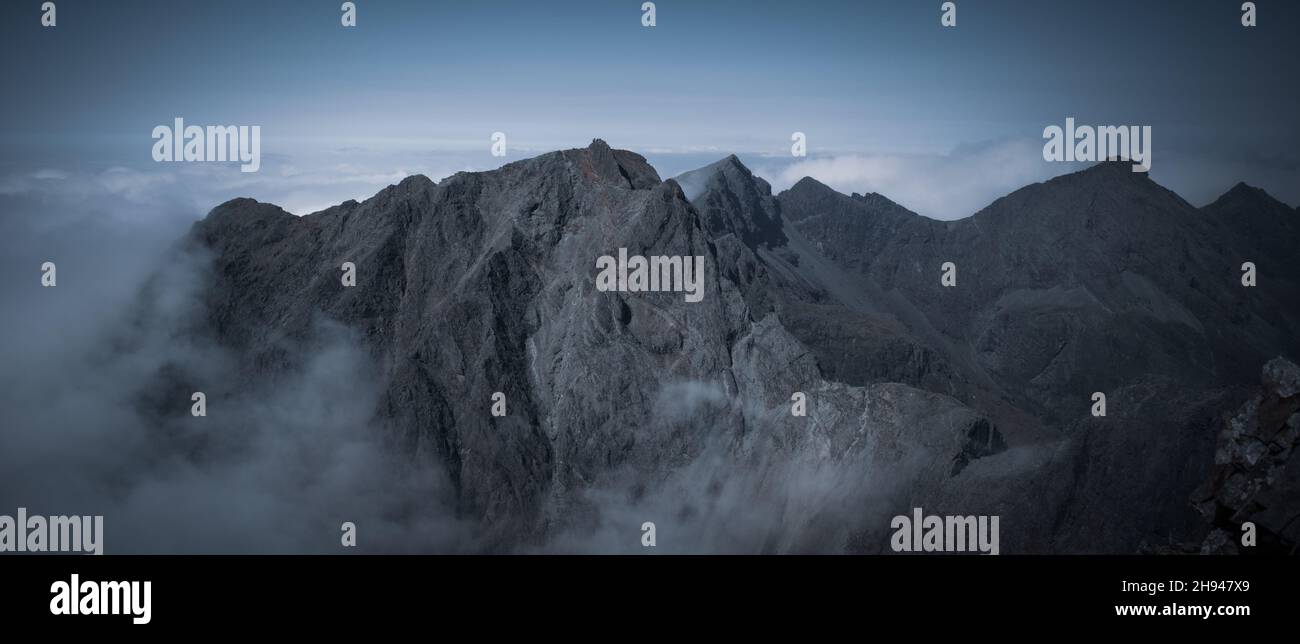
[144,139,1300,553]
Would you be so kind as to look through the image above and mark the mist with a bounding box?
[0,174,474,554]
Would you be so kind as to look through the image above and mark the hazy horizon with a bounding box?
[2,0,1298,560]
[2,0,1296,221]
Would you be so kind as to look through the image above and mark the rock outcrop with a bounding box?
[1189,358,1300,554]
[160,141,1299,553]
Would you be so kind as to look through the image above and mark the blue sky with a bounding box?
[1,0,1296,219]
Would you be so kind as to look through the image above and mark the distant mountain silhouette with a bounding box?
[158,140,1299,553]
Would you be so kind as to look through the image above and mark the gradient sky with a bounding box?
[1,0,1296,219]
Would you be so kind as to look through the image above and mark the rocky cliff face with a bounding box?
[1188,358,1300,554]
[168,140,1299,553]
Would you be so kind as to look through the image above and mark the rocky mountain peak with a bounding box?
[672,154,764,201]
[164,142,1300,553]
[1208,181,1287,212]
[786,175,835,197]
[574,138,660,190]
[195,197,295,245]
[777,175,920,229]
[675,154,785,250]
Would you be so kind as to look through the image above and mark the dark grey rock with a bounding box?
[1189,357,1300,553]
[160,143,1299,553]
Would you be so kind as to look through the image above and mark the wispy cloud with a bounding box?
[0,148,495,218]
[753,138,1085,220]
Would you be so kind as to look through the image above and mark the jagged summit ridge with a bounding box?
[172,141,1300,553]
[202,144,1288,231]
